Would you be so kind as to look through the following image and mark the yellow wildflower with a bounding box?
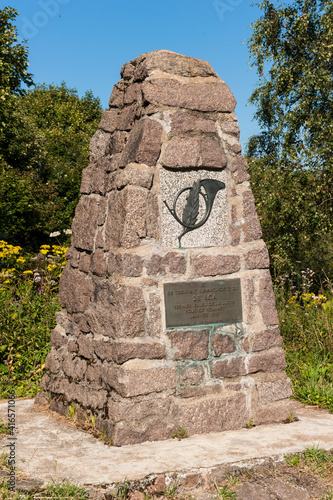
[23,270,33,275]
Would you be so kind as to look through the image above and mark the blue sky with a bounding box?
[9,0,265,149]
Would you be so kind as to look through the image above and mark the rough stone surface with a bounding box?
[115,163,153,189]
[120,119,162,167]
[212,334,236,356]
[132,50,218,80]
[258,272,280,325]
[200,137,227,168]
[211,357,247,379]
[59,268,94,314]
[147,252,186,275]
[146,293,162,337]
[113,420,176,446]
[142,79,236,112]
[71,196,102,252]
[242,277,256,324]
[109,253,144,277]
[89,130,112,162]
[98,109,119,133]
[161,136,200,168]
[247,348,287,374]
[243,191,263,241]
[91,249,108,276]
[242,328,283,353]
[80,164,106,195]
[245,246,270,270]
[110,131,129,154]
[120,187,150,248]
[254,399,295,426]
[44,350,60,374]
[104,361,177,397]
[112,341,166,364]
[92,283,146,338]
[62,353,87,381]
[220,120,240,138]
[192,254,240,277]
[256,377,293,406]
[50,325,66,348]
[108,397,175,423]
[179,365,205,386]
[117,103,140,131]
[230,155,250,184]
[104,191,125,249]
[171,112,216,133]
[77,335,94,359]
[168,330,209,360]
[179,393,248,435]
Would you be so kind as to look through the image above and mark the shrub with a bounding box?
[0,241,66,398]
[276,275,333,413]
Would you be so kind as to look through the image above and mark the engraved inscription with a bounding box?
[164,279,242,328]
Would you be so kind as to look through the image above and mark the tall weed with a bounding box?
[276,275,333,413]
[0,241,65,398]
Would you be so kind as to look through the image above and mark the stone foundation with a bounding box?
[41,50,293,446]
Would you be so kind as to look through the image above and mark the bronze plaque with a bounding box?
[164,279,242,328]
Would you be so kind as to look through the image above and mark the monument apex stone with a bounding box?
[42,50,293,445]
[130,50,218,80]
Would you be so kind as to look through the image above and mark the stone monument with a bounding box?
[41,50,294,446]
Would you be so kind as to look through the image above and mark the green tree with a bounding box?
[247,0,333,168]
[0,6,102,250]
[247,0,333,287]
[0,84,102,249]
[0,7,34,119]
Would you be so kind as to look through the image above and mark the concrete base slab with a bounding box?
[1,399,333,489]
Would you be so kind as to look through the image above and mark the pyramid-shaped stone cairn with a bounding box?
[41,51,294,445]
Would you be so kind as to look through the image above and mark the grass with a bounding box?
[0,419,10,437]
[0,479,88,500]
[214,484,236,499]
[245,419,256,429]
[214,446,333,500]
[172,427,188,439]
[163,484,177,497]
[114,481,129,499]
[285,445,333,476]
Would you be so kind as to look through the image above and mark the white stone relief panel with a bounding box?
[160,168,228,249]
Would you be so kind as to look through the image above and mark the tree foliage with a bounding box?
[247,0,333,168]
[0,7,102,250]
[247,0,333,287]
[0,84,102,249]
[0,7,33,99]
[248,159,333,285]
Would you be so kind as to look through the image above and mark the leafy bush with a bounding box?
[0,241,66,398]
[248,158,333,288]
[276,276,333,413]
